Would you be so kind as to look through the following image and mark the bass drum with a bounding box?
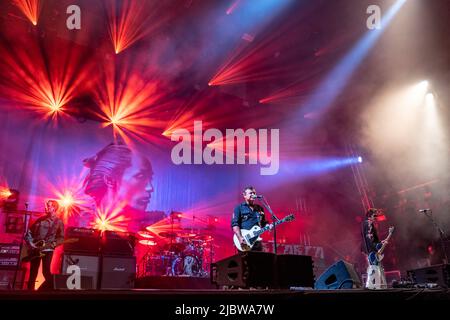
[171,251,201,276]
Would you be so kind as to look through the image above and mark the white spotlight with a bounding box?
[425,93,435,108]
[418,80,429,88]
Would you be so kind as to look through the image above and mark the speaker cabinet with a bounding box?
[277,254,315,288]
[0,269,25,290]
[62,254,100,289]
[212,252,275,288]
[64,227,101,255]
[53,274,94,290]
[100,256,136,289]
[315,260,362,289]
[101,231,135,256]
[407,264,450,288]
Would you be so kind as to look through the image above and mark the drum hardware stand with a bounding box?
[422,209,448,264]
[192,214,215,276]
[12,202,31,290]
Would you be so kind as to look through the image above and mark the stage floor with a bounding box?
[1,288,449,300]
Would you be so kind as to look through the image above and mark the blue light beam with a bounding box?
[301,0,407,116]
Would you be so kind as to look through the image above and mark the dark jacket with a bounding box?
[361,218,380,254]
[25,215,65,252]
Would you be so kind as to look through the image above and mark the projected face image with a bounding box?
[120,156,154,211]
[83,141,154,211]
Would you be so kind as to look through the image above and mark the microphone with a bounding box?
[419,209,430,213]
[251,194,263,199]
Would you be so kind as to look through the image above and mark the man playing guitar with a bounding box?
[24,200,65,290]
[362,208,394,289]
[231,186,272,252]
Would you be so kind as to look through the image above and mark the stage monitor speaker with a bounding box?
[64,227,101,255]
[314,260,362,289]
[100,256,136,289]
[407,264,450,288]
[211,252,275,288]
[101,231,135,256]
[62,254,100,289]
[53,274,94,290]
[277,254,315,288]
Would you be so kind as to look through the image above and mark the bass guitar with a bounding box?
[368,226,395,266]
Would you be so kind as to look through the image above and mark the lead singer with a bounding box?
[231,186,269,252]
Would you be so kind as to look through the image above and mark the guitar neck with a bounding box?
[255,218,287,237]
[378,232,393,254]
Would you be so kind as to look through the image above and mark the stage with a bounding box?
[1,288,450,301]
[0,1,449,317]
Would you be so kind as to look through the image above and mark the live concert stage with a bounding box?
[1,288,450,301]
[0,0,449,316]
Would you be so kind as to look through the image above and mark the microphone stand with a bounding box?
[422,209,448,265]
[258,196,280,254]
[258,196,281,288]
[13,202,31,290]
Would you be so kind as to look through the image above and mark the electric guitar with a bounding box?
[233,214,295,252]
[21,238,78,262]
[368,226,395,266]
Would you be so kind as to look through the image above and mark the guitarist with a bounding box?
[24,200,65,290]
[362,208,389,289]
[231,186,272,252]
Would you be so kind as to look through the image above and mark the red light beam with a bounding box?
[13,0,42,26]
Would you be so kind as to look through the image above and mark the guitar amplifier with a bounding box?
[407,264,450,288]
[100,256,136,289]
[0,269,25,290]
[64,227,101,254]
[101,231,135,256]
[0,244,20,269]
[54,274,94,290]
[62,254,100,289]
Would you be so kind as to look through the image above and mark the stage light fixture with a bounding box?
[0,188,12,199]
[59,192,75,208]
[357,156,363,163]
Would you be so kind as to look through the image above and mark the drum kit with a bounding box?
[137,229,214,277]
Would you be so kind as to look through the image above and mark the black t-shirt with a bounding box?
[362,218,380,253]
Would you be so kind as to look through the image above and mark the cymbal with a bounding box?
[137,231,155,239]
[194,235,214,241]
[177,232,198,238]
[138,240,157,246]
[158,231,178,238]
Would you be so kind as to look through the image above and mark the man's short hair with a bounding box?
[243,186,256,194]
[46,199,60,211]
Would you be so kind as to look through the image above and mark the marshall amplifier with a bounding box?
[62,254,100,289]
[100,256,136,289]
[53,274,94,290]
[101,231,135,256]
[64,227,101,254]
[0,269,25,290]
[0,244,20,269]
